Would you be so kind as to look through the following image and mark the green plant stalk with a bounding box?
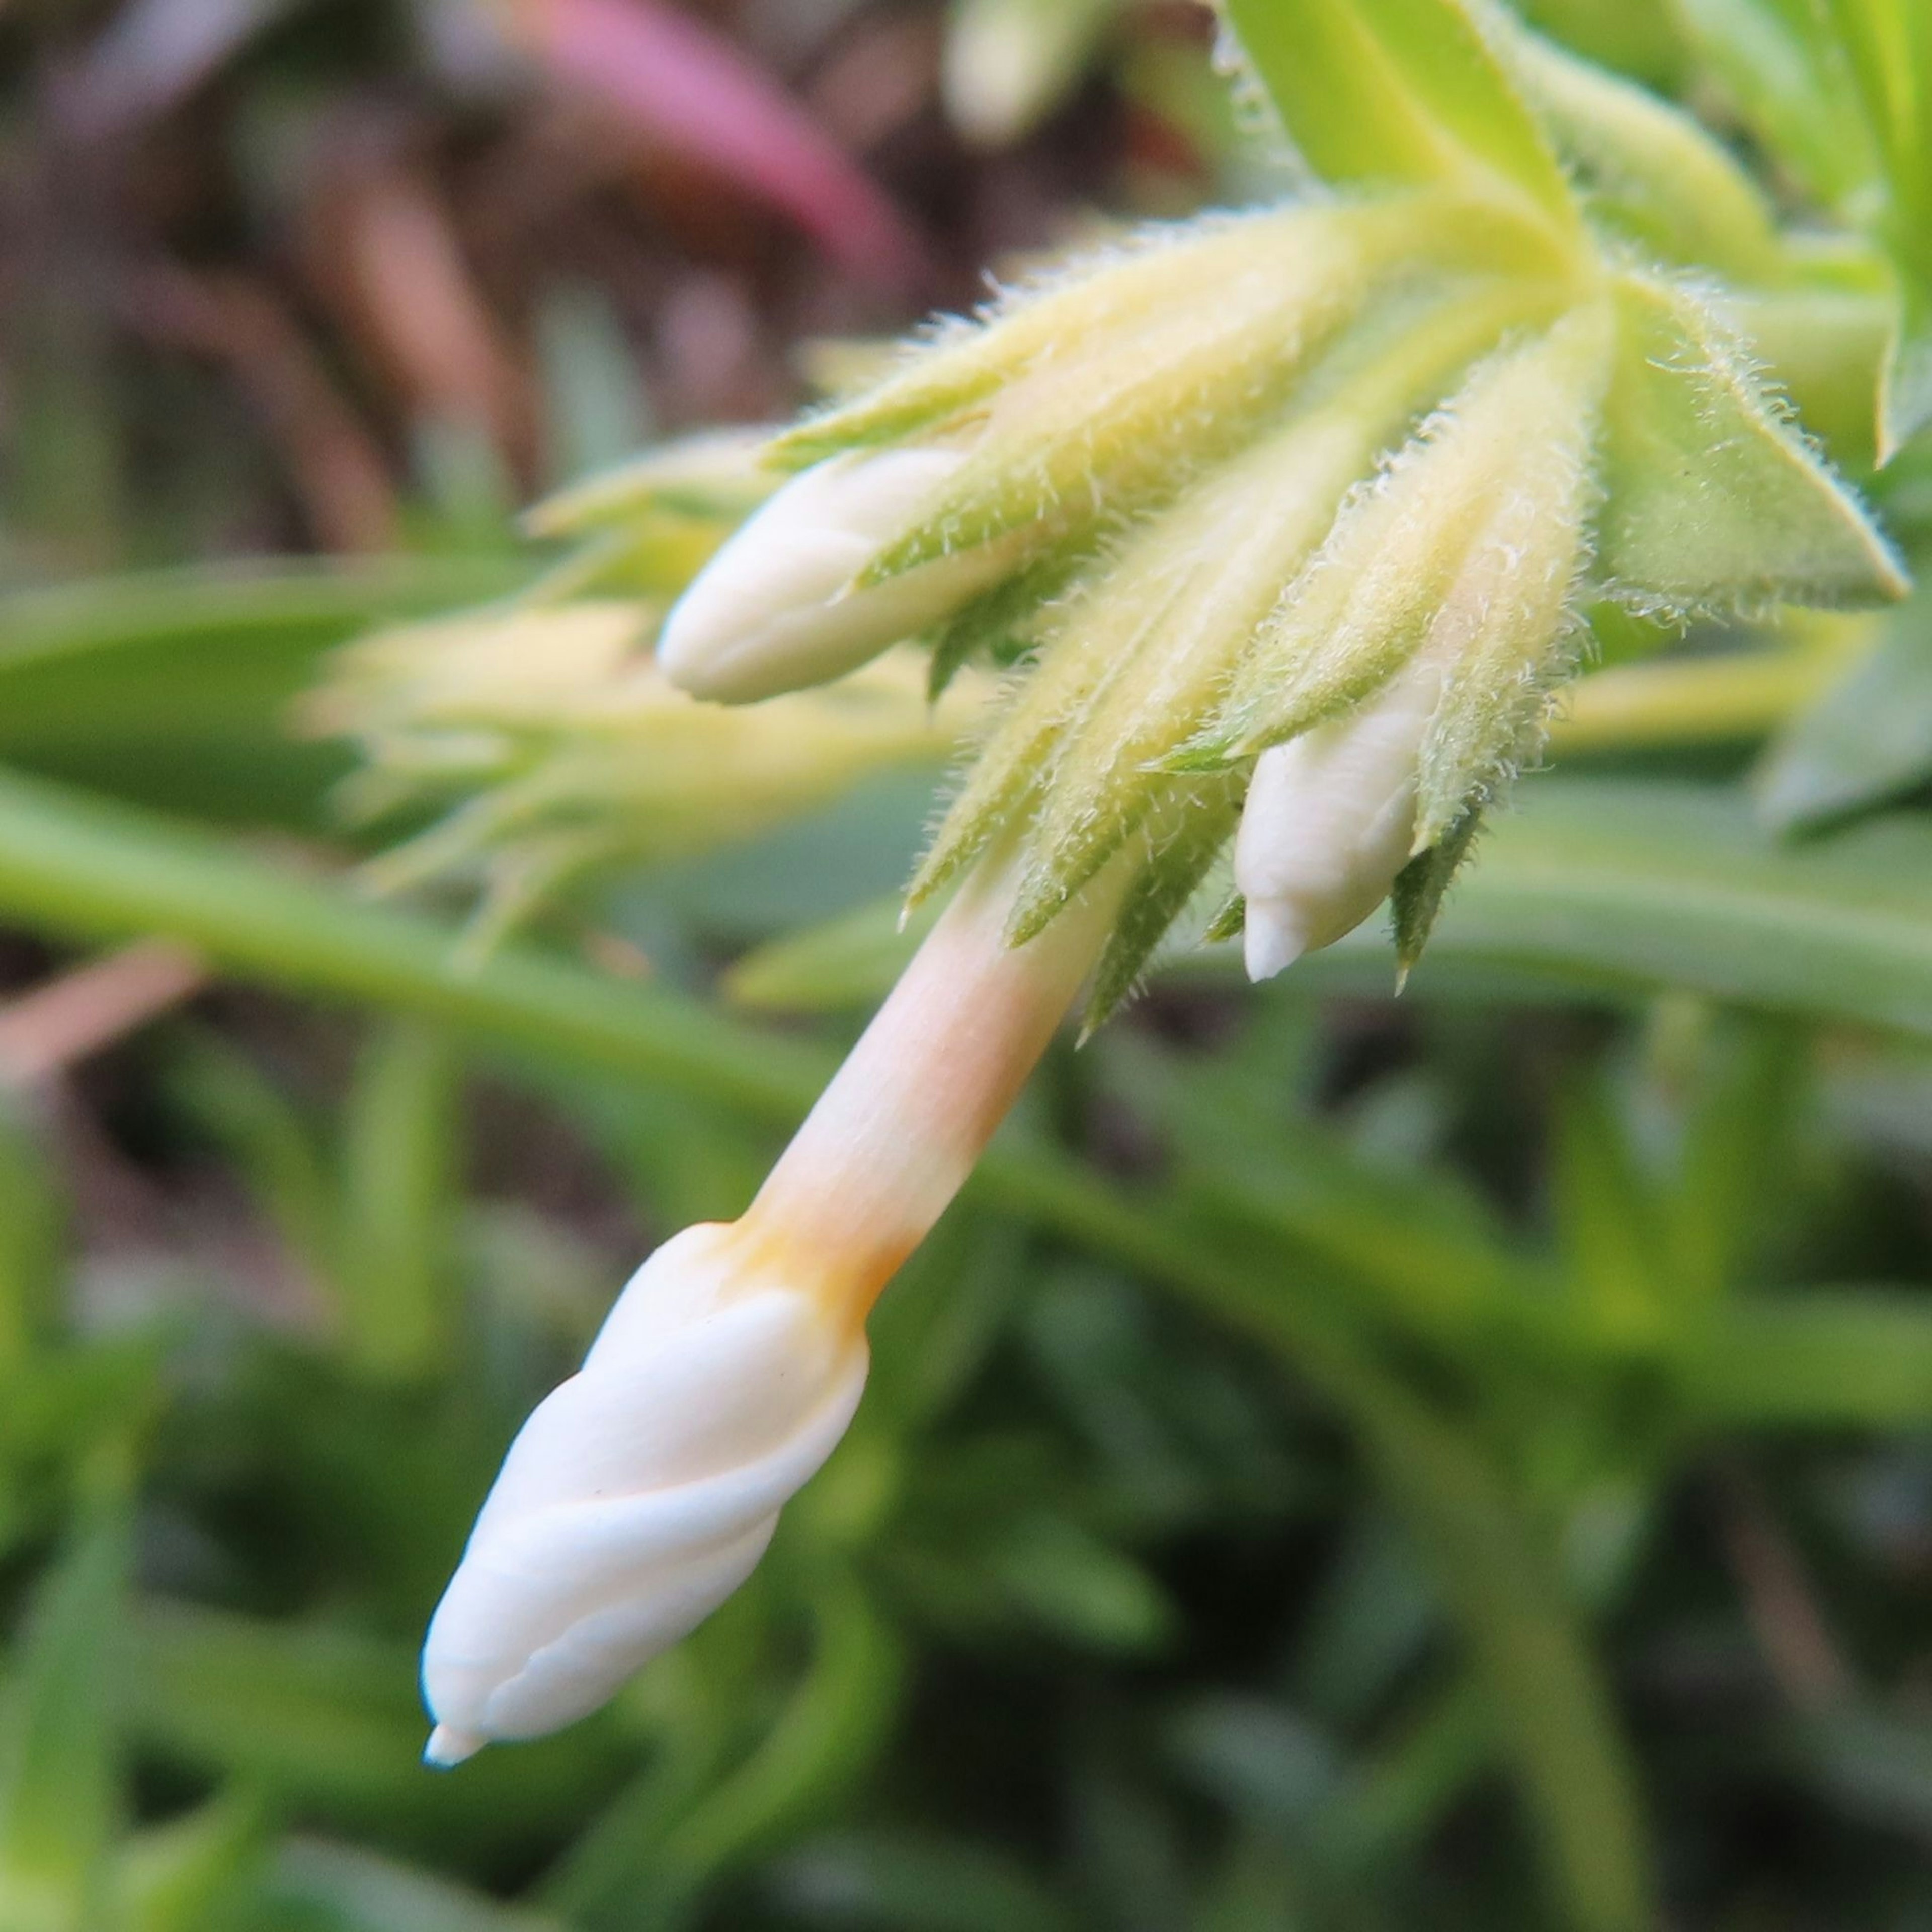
[0,768,831,1125]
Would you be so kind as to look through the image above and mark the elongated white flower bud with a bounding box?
[422,1222,867,1764]
[658,447,1010,703]
[1234,655,1446,981]
[422,856,1118,1760]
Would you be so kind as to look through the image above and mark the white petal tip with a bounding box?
[424,1724,485,1769]
[655,611,749,704]
[1242,907,1308,983]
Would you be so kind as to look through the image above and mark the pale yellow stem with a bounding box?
[1557,627,1869,753]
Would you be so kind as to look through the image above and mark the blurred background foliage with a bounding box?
[0,1,1930,1928]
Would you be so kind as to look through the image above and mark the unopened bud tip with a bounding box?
[424,1724,485,1768]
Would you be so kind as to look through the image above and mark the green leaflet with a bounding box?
[1594,272,1906,610]
[926,551,1088,699]
[1222,0,1578,228]
[1674,1291,1932,1426]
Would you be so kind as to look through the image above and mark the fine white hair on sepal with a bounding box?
[421,1223,867,1763]
[658,446,1008,703]
[1234,652,1446,980]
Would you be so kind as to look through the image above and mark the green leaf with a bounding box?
[1377,778,1932,1042]
[1756,602,1932,832]
[1724,287,1893,474]
[0,561,520,830]
[1081,776,1241,1034]
[1390,808,1483,976]
[0,766,831,1134]
[1672,1290,1932,1425]
[1596,273,1906,611]
[989,1515,1176,1654]
[1115,1036,1545,1356]
[0,1507,128,1932]
[0,1100,66,1379]
[1551,1076,1670,1344]
[1156,1228,1652,1932]
[1308,1679,1491,1876]
[169,1038,336,1284]
[1345,1385,1651,1932]
[336,1026,461,1382]
[1289,1516,1437,1727]
[545,1581,905,1925]
[1221,0,1576,223]
[127,1605,624,1872]
[1793,1706,1932,1840]
[1672,0,1884,212]
[1497,22,1784,281]
[724,895,934,1015]
[768,1830,1075,1932]
[1664,1014,1808,1301]
[116,1797,267,1932]
[261,1839,569,1932]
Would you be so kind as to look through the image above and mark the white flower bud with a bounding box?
[1233,654,1446,981]
[658,447,1009,703]
[421,1222,867,1764]
[421,856,1118,1762]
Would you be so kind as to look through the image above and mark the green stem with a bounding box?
[0,766,829,1127]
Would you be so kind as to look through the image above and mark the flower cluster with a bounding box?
[305,601,986,952]
[419,2,1908,1758]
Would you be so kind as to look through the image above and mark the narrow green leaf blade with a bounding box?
[1222,0,1575,219]
[1755,601,1932,831]
[1673,1290,1932,1426]
[0,1507,129,1932]
[1384,778,1932,1041]
[337,1026,461,1382]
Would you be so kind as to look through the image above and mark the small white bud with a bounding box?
[1234,654,1446,981]
[658,447,1008,702]
[421,1223,867,1763]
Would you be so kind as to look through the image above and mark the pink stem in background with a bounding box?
[516,0,928,292]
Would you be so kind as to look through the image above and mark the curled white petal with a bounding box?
[421,1223,867,1761]
[1234,656,1445,981]
[658,447,1005,703]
